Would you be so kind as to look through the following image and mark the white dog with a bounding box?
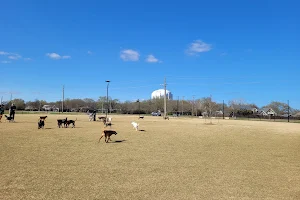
[88,113,94,121]
[131,121,139,131]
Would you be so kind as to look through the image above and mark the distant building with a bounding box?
[151,89,173,100]
[42,105,59,112]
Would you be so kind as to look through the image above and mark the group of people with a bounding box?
[0,103,16,122]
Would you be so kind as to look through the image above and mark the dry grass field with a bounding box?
[1,114,300,200]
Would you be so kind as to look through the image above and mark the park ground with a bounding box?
[1,114,300,199]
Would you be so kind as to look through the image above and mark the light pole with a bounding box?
[105,80,110,120]
[182,96,184,115]
[288,100,290,122]
[136,99,140,117]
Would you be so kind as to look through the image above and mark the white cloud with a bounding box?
[24,58,32,61]
[87,51,93,55]
[46,53,71,60]
[0,51,9,55]
[186,40,212,55]
[62,55,71,59]
[0,51,22,60]
[146,54,160,63]
[220,52,227,56]
[1,60,11,64]
[8,54,22,60]
[120,49,139,61]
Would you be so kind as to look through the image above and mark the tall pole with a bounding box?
[10,92,12,102]
[223,100,225,119]
[182,96,184,115]
[137,99,140,117]
[62,85,64,113]
[288,100,290,122]
[177,96,179,116]
[163,77,167,119]
[106,80,110,120]
[192,95,195,117]
[0,96,3,104]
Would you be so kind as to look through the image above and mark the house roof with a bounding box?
[262,107,277,114]
[256,110,268,115]
[293,112,300,117]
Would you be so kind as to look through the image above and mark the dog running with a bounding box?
[98,129,118,143]
[38,119,45,129]
[4,115,14,122]
[131,121,139,131]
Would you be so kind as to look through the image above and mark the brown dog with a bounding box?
[40,116,48,120]
[98,116,106,121]
[98,130,118,143]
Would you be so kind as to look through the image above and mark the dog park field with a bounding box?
[1,114,300,199]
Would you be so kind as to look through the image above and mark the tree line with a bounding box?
[1,97,299,117]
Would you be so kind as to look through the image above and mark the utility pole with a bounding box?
[62,85,64,113]
[163,77,167,119]
[223,100,225,119]
[195,101,198,117]
[105,80,110,120]
[288,100,290,122]
[192,95,195,117]
[10,92,12,102]
[182,96,184,115]
[137,99,140,117]
[209,94,212,117]
[177,96,179,116]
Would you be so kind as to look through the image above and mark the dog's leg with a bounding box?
[98,134,104,143]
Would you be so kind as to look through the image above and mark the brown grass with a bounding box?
[1,114,300,199]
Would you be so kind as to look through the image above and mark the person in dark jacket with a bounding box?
[0,104,4,122]
[9,103,16,120]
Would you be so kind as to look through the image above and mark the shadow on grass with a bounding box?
[111,140,126,143]
[204,122,216,125]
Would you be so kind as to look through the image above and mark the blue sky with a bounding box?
[0,0,299,108]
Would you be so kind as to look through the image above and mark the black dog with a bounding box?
[38,119,45,129]
[4,115,14,122]
[40,116,48,120]
[57,118,67,128]
[98,130,118,143]
[65,119,76,128]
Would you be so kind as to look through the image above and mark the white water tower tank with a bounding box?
[151,89,173,100]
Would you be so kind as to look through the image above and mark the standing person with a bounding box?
[0,104,4,122]
[9,103,16,120]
